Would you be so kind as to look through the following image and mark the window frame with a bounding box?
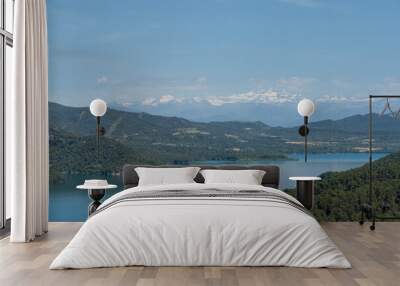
[0,0,13,230]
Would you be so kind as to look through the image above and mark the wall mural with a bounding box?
[47,0,400,222]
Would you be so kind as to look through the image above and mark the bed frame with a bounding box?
[122,165,280,189]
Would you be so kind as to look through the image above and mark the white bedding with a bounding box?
[50,183,351,269]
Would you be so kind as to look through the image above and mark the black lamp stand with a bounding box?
[95,116,106,174]
[96,116,100,165]
[298,116,310,163]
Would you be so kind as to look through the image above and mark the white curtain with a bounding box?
[8,0,49,242]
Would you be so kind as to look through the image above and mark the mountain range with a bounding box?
[49,101,400,179]
[109,99,370,127]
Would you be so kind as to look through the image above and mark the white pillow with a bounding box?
[200,169,266,185]
[135,167,200,186]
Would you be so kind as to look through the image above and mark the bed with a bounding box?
[50,165,350,269]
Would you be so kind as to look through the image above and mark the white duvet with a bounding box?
[50,183,351,269]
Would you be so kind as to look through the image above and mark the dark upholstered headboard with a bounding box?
[122,165,280,189]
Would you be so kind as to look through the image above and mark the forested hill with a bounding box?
[49,128,160,183]
[49,102,289,164]
[49,102,400,157]
[313,152,400,221]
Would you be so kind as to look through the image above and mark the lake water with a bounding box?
[49,152,388,222]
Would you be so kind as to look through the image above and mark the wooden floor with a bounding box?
[0,222,399,286]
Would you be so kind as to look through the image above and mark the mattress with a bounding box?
[50,183,351,269]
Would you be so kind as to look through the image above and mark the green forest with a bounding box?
[310,152,400,221]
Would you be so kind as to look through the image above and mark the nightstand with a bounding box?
[77,180,117,216]
[289,176,321,210]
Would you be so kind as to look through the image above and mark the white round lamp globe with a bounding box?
[297,99,315,117]
[90,99,107,117]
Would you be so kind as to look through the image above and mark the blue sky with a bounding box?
[47,0,400,126]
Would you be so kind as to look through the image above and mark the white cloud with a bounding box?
[317,95,367,103]
[159,94,175,103]
[193,96,203,103]
[140,87,301,108]
[142,98,158,106]
[203,90,298,106]
[142,95,185,106]
[124,74,398,109]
